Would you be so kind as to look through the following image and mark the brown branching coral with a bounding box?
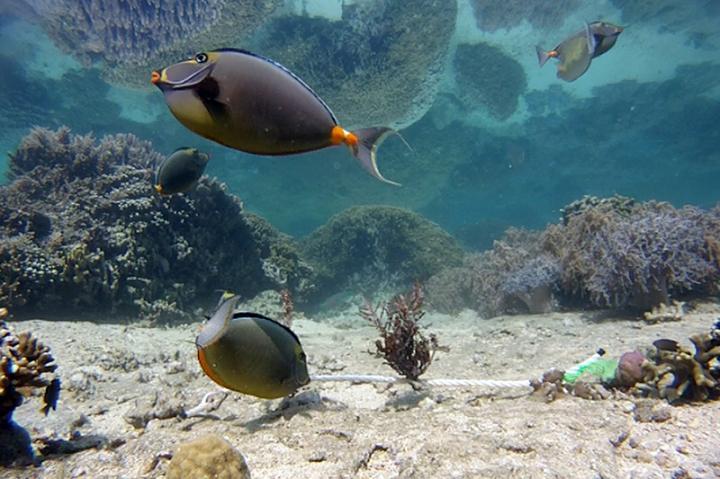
[633,321,720,403]
[0,320,58,424]
[360,283,439,380]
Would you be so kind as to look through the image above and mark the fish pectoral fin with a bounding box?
[201,97,231,124]
[195,77,231,123]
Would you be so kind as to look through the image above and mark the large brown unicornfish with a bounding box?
[152,48,402,185]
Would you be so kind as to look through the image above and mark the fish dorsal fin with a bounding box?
[231,311,302,346]
[584,21,597,55]
[211,48,338,125]
[196,295,239,348]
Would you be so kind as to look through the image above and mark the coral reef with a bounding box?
[426,228,553,317]
[452,43,527,120]
[427,196,720,316]
[633,322,720,403]
[544,199,720,309]
[470,0,581,32]
[360,283,439,380]
[500,255,560,314]
[258,0,457,128]
[0,320,58,424]
[24,0,284,87]
[0,127,312,320]
[302,205,462,302]
[167,434,251,479]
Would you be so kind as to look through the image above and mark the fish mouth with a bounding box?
[154,63,214,90]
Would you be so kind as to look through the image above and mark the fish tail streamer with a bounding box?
[349,126,402,187]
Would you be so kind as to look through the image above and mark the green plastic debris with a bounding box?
[563,358,618,384]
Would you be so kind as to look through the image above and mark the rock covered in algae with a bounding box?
[258,0,457,129]
[0,127,313,321]
[302,205,463,301]
[452,42,528,120]
[167,434,251,479]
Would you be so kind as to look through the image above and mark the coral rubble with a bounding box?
[633,321,720,403]
[302,205,462,302]
[0,127,312,321]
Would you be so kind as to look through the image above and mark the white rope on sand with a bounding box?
[310,374,531,389]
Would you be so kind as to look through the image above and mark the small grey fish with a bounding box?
[154,147,209,195]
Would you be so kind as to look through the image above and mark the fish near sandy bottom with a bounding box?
[154,147,210,195]
[152,48,402,186]
[536,22,624,82]
[195,296,310,399]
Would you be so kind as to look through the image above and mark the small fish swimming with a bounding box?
[41,377,61,416]
[151,48,401,186]
[196,295,310,399]
[154,147,209,195]
[536,22,624,82]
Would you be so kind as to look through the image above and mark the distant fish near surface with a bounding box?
[154,147,209,195]
[151,48,402,186]
[536,22,624,82]
[195,295,310,399]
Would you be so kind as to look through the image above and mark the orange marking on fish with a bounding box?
[330,126,346,145]
[197,348,233,390]
[548,51,559,58]
[331,126,358,147]
[151,71,161,84]
[345,132,358,147]
[154,184,163,194]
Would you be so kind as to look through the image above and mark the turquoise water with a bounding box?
[2,1,717,244]
[1,0,719,323]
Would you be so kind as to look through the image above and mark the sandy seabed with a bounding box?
[2,301,720,479]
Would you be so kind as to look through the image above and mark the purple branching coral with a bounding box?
[1,127,313,321]
[426,228,557,317]
[545,200,720,309]
[500,254,560,314]
[427,196,720,316]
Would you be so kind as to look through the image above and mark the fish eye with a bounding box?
[195,52,208,64]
